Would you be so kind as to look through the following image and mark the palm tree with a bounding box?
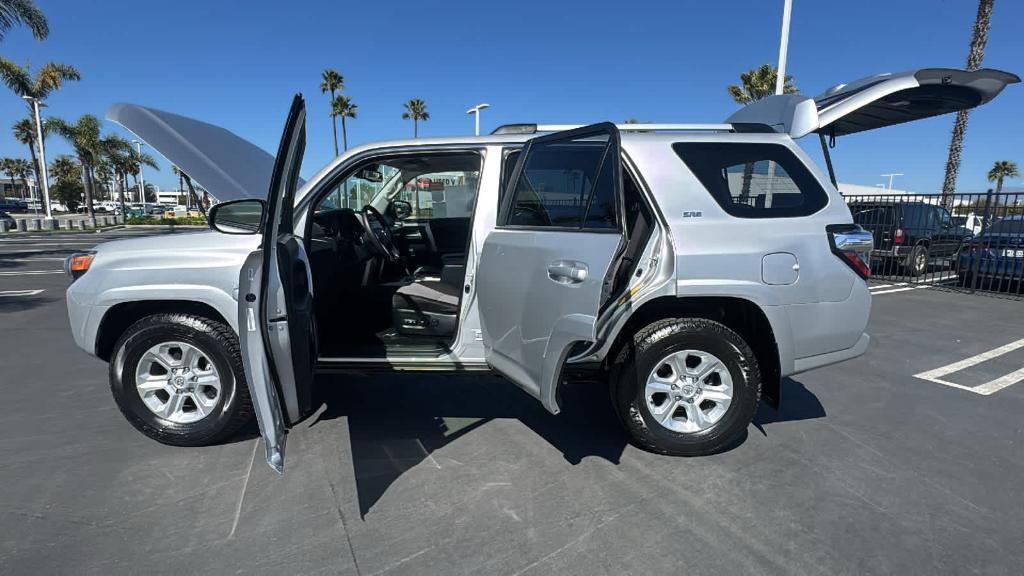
[0,0,48,41]
[320,68,344,156]
[727,65,798,201]
[49,154,79,184]
[106,136,157,210]
[941,0,994,208]
[0,157,18,199]
[331,94,357,151]
[402,98,429,138]
[48,115,101,218]
[987,160,1019,195]
[727,64,797,105]
[12,117,45,186]
[0,58,80,203]
[13,157,32,201]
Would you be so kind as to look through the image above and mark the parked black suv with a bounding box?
[850,201,973,276]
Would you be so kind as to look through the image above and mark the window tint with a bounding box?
[673,143,828,218]
[506,134,618,229]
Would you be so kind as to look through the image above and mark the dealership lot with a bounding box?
[1,230,1023,575]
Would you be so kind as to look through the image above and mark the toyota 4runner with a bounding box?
[65,67,1018,471]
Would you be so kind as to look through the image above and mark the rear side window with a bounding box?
[673,142,828,218]
[506,134,618,230]
[852,204,896,226]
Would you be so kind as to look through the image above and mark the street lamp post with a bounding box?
[466,103,490,136]
[22,96,52,220]
[132,139,146,203]
[880,173,904,191]
[775,0,793,95]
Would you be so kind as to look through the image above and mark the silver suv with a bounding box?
[66,67,1017,471]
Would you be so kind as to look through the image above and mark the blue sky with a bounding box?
[0,0,1021,193]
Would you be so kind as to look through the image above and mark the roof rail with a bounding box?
[490,123,773,135]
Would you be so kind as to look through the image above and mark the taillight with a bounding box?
[827,224,874,280]
[893,228,904,245]
[65,252,95,282]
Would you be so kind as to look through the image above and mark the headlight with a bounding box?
[65,251,96,282]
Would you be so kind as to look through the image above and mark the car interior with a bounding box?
[306,149,655,360]
[307,152,481,358]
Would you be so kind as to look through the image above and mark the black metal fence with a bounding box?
[843,191,1024,297]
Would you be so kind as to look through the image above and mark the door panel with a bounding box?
[477,123,624,413]
[477,230,621,412]
[237,94,312,473]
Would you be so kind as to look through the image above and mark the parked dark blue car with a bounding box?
[958,215,1024,288]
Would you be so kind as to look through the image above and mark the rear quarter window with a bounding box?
[672,142,828,218]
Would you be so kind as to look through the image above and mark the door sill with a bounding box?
[316,356,490,373]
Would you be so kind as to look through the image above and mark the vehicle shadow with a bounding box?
[307,372,826,518]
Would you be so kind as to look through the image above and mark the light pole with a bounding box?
[466,103,490,136]
[880,173,904,191]
[22,95,52,220]
[775,0,793,95]
[132,139,146,203]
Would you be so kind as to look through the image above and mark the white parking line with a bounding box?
[0,269,64,276]
[914,338,1024,395]
[0,289,44,297]
[872,285,929,295]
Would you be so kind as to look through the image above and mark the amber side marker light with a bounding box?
[66,252,95,281]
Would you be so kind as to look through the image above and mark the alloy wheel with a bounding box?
[644,349,733,433]
[134,341,222,424]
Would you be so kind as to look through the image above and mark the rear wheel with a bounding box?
[906,244,928,277]
[610,318,761,456]
[109,313,254,446]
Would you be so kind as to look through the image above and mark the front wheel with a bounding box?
[610,318,761,456]
[109,313,254,446]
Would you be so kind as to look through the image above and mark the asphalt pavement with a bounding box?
[1,230,1023,575]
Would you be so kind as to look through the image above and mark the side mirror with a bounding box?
[391,200,413,220]
[209,199,266,235]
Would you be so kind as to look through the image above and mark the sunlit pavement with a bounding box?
[1,230,1022,575]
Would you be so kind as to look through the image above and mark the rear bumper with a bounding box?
[871,246,911,259]
[792,332,870,374]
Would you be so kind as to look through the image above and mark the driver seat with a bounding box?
[391,276,461,337]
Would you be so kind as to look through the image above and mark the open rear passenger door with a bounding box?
[726,67,1019,138]
[237,95,318,472]
[476,123,625,414]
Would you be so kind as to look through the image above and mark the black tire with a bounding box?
[905,243,928,277]
[109,313,254,447]
[609,318,761,456]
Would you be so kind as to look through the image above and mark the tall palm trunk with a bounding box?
[940,0,994,209]
[330,88,339,156]
[995,174,1004,195]
[117,172,127,217]
[81,162,94,218]
[341,116,348,151]
[9,175,17,200]
[413,119,418,138]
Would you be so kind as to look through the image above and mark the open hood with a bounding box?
[106,103,281,202]
[726,67,1019,138]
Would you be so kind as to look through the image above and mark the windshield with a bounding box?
[317,153,482,217]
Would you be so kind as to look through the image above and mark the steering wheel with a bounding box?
[361,204,401,262]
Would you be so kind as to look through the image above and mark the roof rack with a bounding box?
[490,123,774,135]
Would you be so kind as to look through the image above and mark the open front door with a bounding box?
[726,67,1019,138]
[237,95,317,472]
[476,123,624,414]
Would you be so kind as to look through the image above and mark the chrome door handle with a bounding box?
[547,260,588,284]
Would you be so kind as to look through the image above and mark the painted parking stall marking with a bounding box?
[914,338,1024,395]
[0,289,45,297]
